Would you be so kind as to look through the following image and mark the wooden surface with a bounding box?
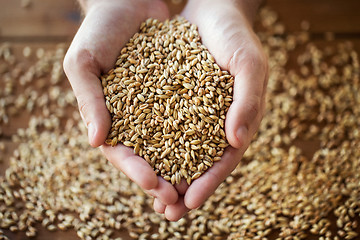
[268,0,360,34]
[0,0,80,40]
[1,0,360,39]
[1,0,360,239]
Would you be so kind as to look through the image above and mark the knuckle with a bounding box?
[77,97,91,121]
[63,48,99,76]
[77,94,107,121]
[230,43,268,80]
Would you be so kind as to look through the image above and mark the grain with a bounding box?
[102,16,234,184]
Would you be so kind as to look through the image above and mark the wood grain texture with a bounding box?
[1,0,359,40]
[0,0,80,40]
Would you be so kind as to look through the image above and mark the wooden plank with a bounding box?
[267,0,360,33]
[1,0,359,40]
[0,0,80,39]
[0,0,185,40]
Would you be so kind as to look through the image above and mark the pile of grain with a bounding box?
[102,17,233,185]
[0,7,360,240]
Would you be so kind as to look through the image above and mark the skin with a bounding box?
[64,0,268,221]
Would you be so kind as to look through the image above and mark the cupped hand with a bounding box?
[63,0,181,213]
[154,0,268,220]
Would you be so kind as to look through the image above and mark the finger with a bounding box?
[153,198,166,214]
[225,46,268,149]
[63,50,111,148]
[184,147,243,209]
[145,177,178,205]
[164,196,189,221]
[174,179,189,195]
[100,144,158,190]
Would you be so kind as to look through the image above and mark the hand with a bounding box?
[63,0,182,216]
[153,0,268,220]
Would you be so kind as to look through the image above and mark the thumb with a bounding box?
[225,46,268,149]
[63,49,111,147]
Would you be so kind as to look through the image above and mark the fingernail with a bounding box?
[88,123,95,144]
[236,125,248,147]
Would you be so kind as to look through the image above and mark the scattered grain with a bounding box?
[0,6,359,240]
